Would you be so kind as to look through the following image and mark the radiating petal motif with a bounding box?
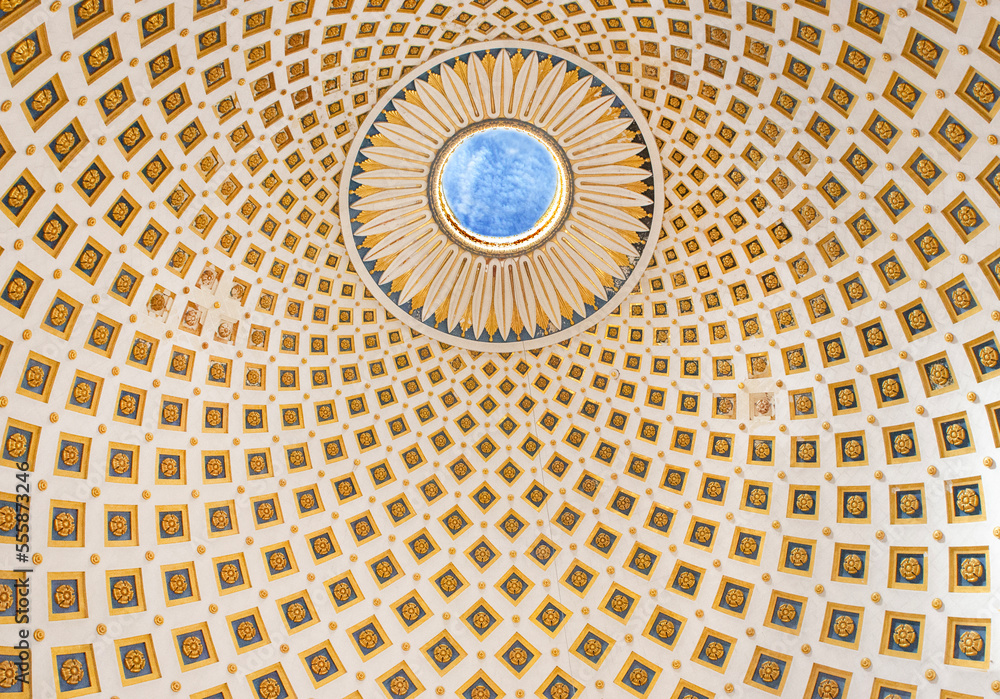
[508,52,539,118]
[343,42,662,349]
[557,95,618,145]
[525,58,567,123]
[375,121,441,151]
[363,216,435,262]
[441,63,477,124]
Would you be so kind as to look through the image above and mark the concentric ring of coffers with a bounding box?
[341,41,663,350]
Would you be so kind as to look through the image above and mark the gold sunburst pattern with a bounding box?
[343,43,662,349]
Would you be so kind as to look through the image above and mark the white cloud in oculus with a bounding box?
[440,127,559,238]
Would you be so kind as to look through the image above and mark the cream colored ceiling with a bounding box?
[0,0,999,697]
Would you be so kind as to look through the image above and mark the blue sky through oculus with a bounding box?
[440,127,559,238]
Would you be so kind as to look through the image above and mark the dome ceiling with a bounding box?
[0,0,998,697]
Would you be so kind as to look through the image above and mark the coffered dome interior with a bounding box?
[0,0,999,697]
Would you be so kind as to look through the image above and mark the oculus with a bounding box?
[432,121,570,254]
